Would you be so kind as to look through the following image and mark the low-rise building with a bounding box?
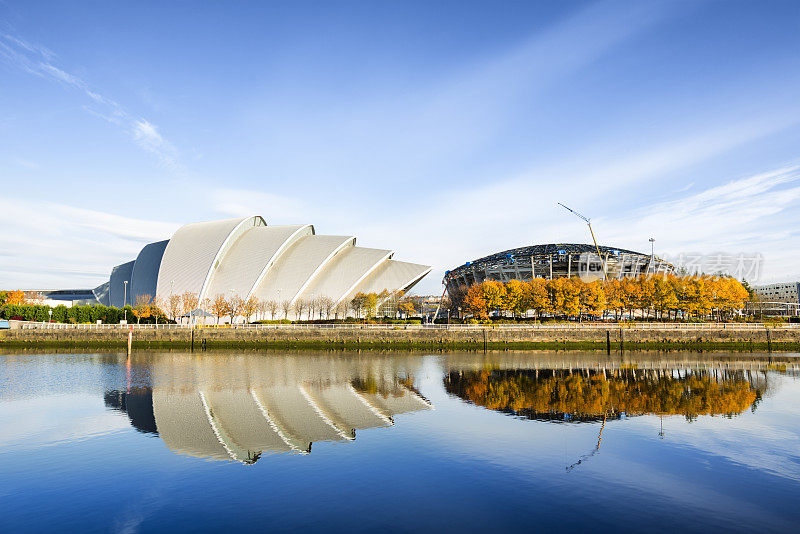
[753,282,800,304]
[752,282,800,316]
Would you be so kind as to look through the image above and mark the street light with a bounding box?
[123,280,128,323]
[48,308,52,326]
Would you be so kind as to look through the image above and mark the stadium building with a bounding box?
[445,243,673,296]
[92,215,430,317]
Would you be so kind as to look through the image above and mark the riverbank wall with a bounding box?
[2,324,799,351]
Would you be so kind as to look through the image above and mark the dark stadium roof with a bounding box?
[451,243,647,271]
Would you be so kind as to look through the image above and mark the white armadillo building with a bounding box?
[93,216,430,315]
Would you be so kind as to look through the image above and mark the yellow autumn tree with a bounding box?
[463,284,488,319]
[132,294,152,325]
[481,281,506,316]
[504,279,526,316]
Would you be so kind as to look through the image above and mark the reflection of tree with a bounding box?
[444,369,763,422]
[351,375,419,398]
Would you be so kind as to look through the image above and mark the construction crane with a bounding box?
[558,202,607,280]
[565,410,608,472]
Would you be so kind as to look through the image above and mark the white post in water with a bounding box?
[127,325,133,354]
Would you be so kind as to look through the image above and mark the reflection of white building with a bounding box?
[93,216,430,316]
[108,354,432,463]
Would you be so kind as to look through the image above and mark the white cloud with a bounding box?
[0,196,179,289]
[599,167,800,283]
[0,33,184,172]
[355,110,800,294]
[132,119,181,170]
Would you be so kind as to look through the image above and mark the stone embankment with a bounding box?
[2,323,799,351]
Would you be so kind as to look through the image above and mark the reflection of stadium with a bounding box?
[445,243,673,296]
[444,367,763,422]
[105,354,431,463]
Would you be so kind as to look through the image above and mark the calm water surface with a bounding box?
[1,350,799,533]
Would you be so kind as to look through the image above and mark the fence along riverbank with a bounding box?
[2,321,800,351]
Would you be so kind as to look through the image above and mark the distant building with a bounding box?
[445,243,673,297]
[405,295,443,318]
[23,289,97,307]
[753,282,800,304]
[752,282,800,316]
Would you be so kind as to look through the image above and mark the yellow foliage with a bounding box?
[458,275,750,320]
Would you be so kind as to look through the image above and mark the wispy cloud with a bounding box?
[131,119,179,168]
[599,166,800,281]
[0,196,179,289]
[0,33,183,171]
[356,159,800,291]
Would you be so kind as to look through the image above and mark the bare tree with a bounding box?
[151,296,165,325]
[281,299,291,320]
[168,293,182,322]
[228,295,244,324]
[350,293,368,319]
[318,296,334,320]
[255,298,267,321]
[292,299,306,322]
[266,300,279,320]
[307,298,316,321]
[334,300,348,321]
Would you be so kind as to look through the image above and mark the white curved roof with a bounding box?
[204,225,313,299]
[251,234,355,304]
[297,246,393,305]
[100,214,430,313]
[351,259,432,298]
[156,216,265,300]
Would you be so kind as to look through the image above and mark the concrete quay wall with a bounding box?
[2,325,799,350]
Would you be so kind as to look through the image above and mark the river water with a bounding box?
[1,350,799,533]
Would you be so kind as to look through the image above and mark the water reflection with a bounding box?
[444,368,765,422]
[2,350,800,531]
[104,354,432,463]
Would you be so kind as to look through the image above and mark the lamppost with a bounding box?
[48,308,52,327]
[123,280,128,323]
[649,237,655,274]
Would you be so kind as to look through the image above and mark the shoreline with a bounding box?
[2,325,799,352]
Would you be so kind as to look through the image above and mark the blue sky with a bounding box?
[2,0,800,292]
